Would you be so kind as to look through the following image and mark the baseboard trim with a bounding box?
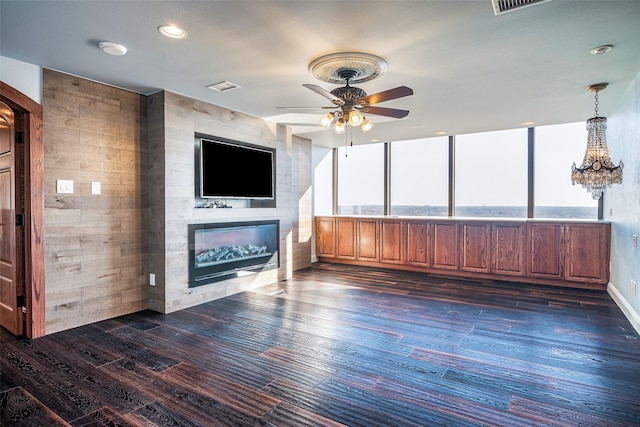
[608,282,640,336]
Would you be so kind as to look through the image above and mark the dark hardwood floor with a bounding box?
[2,262,640,426]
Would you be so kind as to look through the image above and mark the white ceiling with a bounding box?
[1,1,639,147]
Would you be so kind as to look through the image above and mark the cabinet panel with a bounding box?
[492,223,525,276]
[461,223,491,273]
[526,223,563,279]
[406,221,430,267]
[565,224,610,283]
[336,218,356,259]
[432,222,459,270]
[315,217,336,258]
[357,219,379,261]
[380,220,403,264]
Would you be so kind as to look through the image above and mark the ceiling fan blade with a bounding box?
[303,84,345,106]
[276,106,336,110]
[360,86,413,105]
[364,106,410,118]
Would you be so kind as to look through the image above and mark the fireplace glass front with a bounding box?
[188,220,279,287]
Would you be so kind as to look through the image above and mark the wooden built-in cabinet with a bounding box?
[526,223,564,280]
[406,221,430,267]
[432,221,460,270]
[316,217,336,258]
[380,220,403,264]
[316,216,610,290]
[460,222,491,273]
[492,223,525,276]
[336,218,356,260]
[564,223,610,284]
[357,219,379,262]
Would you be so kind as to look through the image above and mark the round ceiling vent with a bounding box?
[308,52,388,84]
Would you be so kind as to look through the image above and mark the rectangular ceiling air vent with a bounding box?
[491,0,551,15]
[207,81,241,92]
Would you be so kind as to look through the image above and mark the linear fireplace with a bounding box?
[188,220,279,287]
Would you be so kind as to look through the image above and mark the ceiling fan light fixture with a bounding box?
[349,110,364,126]
[334,120,346,134]
[361,118,374,133]
[321,112,335,127]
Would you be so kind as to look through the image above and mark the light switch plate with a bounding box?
[56,179,73,194]
[91,182,101,195]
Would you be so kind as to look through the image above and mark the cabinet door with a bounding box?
[460,223,491,273]
[315,217,336,258]
[357,219,379,261]
[336,218,356,259]
[380,220,403,264]
[526,223,563,279]
[406,220,430,267]
[492,223,525,276]
[432,222,459,270]
[565,223,610,284]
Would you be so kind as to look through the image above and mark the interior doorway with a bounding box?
[0,101,24,335]
[0,82,45,338]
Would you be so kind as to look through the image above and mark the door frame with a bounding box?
[1,81,45,338]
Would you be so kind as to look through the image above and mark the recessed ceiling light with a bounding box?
[521,121,535,126]
[434,131,447,135]
[590,45,613,55]
[207,81,241,92]
[158,25,188,39]
[98,41,127,56]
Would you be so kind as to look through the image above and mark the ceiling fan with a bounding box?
[282,68,413,134]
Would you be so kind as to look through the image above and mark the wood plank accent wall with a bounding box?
[316,216,611,290]
[147,91,312,314]
[42,69,149,334]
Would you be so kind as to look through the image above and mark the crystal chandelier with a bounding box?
[571,83,623,199]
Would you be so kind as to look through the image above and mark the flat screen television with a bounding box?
[198,137,275,199]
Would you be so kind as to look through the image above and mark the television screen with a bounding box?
[200,138,274,199]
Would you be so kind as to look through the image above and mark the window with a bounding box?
[337,144,384,215]
[534,122,598,219]
[455,129,528,217]
[390,137,449,216]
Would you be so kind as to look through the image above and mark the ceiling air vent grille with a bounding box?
[491,0,551,15]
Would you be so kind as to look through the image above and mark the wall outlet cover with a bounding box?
[56,179,74,194]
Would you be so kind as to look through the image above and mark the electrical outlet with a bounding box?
[149,273,156,286]
[631,280,637,296]
[56,179,74,194]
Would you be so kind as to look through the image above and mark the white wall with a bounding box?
[0,56,42,104]
[605,72,640,335]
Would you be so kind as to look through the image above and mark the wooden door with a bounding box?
[565,223,610,284]
[431,221,459,270]
[336,218,356,259]
[315,217,336,258]
[460,222,491,273]
[492,223,525,276]
[357,219,378,261]
[0,102,23,335]
[526,222,563,280]
[380,219,403,264]
[406,220,430,267]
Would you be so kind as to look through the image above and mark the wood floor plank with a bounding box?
[2,262,640,426]
[0,386,69,426]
